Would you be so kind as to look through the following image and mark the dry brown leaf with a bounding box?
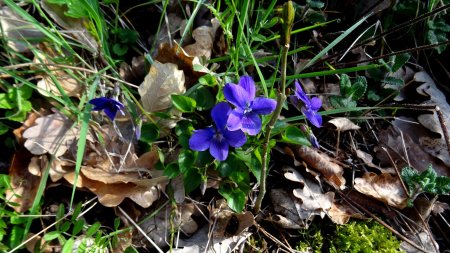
[6,149,39,212]
[210,199,254,237]
[0,6,45,52]
[155,42,207,87]
[138,60,185,112]
[294,146,346,190]
[328,117,360,131]
[431,201,449,215]
[284,167,334,220]
[23,112,80,157]
[354,172,408,209]
[41,0,98,53]
[139,204,200,248]
[64,170,165,208]
[13,111,40,144]
[401,231,439,253]
[328,202,365,225]
[184,26,214,59]
[33,46,83,97]
[269,188,310,229]
[376,120,449,177]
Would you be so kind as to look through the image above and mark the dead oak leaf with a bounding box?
[284,167,334,220]
[23,112,80,157]
[328,203,365,225]
[354,172,408,209]
[64,170,166,208]
[6,148,39,212]
[294,146,346,190]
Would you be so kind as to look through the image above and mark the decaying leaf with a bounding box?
[41,0,98,54]
[138,60,185,112]
[401,231,439,253]
[138,203,200,248]
[33,45,83,97]
[354,172,408,209]
[210,199,254,237]
[0,6,45,52]
[376,119,449,177]
[284,167,334,220]
[174,225,252,253]
[328,203,365,225]
[6,148,39,212]
[13,111,39,144]
[22,112,80,157]
[269,188,310,229]
[155,42,208,87]
[294,146,346,190]
[184,26,214,59]
[328,117,360,131]
[415,71,450,137]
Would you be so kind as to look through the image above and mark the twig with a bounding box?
[255,224,297,253]
[118,206,164,253]
[254,2,293,214]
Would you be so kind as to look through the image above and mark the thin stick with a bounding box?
[118,206,164,253]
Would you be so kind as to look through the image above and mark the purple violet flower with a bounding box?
[224,76,277,135]
[89,97,125,121]
[189,102,247,161]
[290,81,322,128]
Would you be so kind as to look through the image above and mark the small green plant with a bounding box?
[330,220,404,253]
[329,74,367,109]
[296,225,324,253]
[401,165,450,205]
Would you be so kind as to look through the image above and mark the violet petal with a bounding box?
[211,102,231,130]
[224,84,251,108]
[251,97,277,115]
[227,110,244,131]
[239,75,256,101]
[241,112,262,135]
[189,127,214,151]
[210,138,229,161]
[223,129,247,148]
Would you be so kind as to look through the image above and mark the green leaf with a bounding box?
[281,126,310,146]
[8,225,24,249]
[183,168,202,194]
[178,150,196,174]
[86,222,101,237]
[62,237,75,253]
[307,0,325,8]
[190,87,215,111]
[0,93,15,109]
[43,231,61,241]
[339,74,352,95]
[367,90,381,101]
[171,94,197,113]
[435,176,450,194]
[218,184,246,213]
[72,219,84,236]
[0,122,9,135]
[163,163,181,179]
[348,76,367,100]
[60,221,71,233]
[112,43,128,56]
[139,123,159,143]
[391,53,410,72]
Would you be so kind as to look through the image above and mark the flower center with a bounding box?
[244,102,252,114]
[214,131,224,142]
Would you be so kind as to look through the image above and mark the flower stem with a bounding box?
[254,44,290,214]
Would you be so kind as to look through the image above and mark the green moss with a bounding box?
[330,220,403,253]
[296,225,324,253]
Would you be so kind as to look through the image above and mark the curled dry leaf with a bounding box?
[139,60,185,112]
[23,112,81,157]
[328,117,360,131]
[354,172,408,209]
[294,146,346,190]
[284,167,334,220]
[155,42,208,87]
[0,6,45,52]
[6,148,39,212]
[64,169,166,208]
[184,26,214,59]
[328,203,365,225]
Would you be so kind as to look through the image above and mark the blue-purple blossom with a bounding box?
[290,81,322,128]
[189,102,247,161]
[224,76,277,135]
[89,97,125,121]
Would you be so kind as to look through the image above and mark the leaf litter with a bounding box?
[2,1,450,252]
